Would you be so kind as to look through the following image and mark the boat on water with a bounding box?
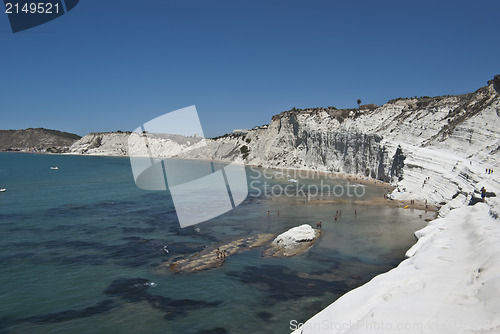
[50,167,59,170]
[0,189,6,192]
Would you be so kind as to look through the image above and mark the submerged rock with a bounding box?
[164,234,275,273]
[263,224,321,257]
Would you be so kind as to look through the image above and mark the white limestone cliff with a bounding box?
[69,84,499,207]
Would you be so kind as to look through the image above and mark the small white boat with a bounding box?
[50,167,59,170]
[0,188,6,192]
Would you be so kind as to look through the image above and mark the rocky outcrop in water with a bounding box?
[263,224,321,257]
[164,234,275,273]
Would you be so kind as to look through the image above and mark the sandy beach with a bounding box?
[258,165,439,213]
[304,196,439,213]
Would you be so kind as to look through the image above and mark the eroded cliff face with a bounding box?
[68,84,500,201]
[69,132,130,156]
[239,111,391,181]
[240,85,499,183]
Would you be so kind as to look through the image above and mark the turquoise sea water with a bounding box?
[0,152,434,334]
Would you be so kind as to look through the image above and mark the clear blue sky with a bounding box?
[0,0,498,137]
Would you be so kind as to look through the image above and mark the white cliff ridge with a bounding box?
[285,85,500,333]
[69,84,499,207]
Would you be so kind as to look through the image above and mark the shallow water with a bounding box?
[0,152,434,333]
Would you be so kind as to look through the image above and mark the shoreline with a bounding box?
[291,199,500,334]
[289,161,500,332]
[303,196,439,213]
[2,150,438,215]
[1,149,401,196]
[252,165,395,189]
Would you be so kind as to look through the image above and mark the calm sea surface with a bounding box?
[0,152,434,334]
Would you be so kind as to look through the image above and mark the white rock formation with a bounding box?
[286,85,500,334]
[264,224,321,257]
[273,224,317,249]
[291,199,500,334]
[68,132,130,156]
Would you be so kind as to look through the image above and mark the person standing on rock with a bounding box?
[481,186,487,202]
